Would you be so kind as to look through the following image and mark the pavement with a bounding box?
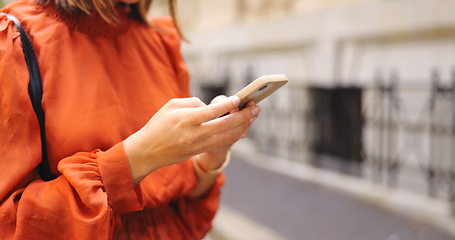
[204,140,455,240]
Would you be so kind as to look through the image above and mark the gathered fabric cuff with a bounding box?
[97,142,143,214]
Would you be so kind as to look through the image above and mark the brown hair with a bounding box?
[38,0,186,40]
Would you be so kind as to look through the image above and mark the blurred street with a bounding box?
[149,2,455,239]
[206,148,455,240]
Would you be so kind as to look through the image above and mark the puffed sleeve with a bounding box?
[0,15,141,239]
[152,17,190,98]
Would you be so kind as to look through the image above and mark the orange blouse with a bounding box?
[0,0,223,239]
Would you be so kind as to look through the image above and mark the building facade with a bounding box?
[3,0,452,211]
[150,0,455,208]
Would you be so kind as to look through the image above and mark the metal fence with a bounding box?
[363,70,455,201]
[196,70,455,205]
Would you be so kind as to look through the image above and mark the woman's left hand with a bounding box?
[188,95,260,197]
[197,95,260,170]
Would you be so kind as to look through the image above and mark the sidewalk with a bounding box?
[205,139,455,240]
[205,205,286,240]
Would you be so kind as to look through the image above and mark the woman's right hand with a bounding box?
[123,96,256,185]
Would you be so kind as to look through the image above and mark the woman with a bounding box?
[0,0,260,238]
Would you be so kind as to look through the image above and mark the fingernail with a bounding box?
[230,108,239,114]
[251,106,260,115]
[250,117,257,124]
[239,133,247,139]
[232,96,240,106]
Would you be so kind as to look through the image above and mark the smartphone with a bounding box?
[235,74,288,109]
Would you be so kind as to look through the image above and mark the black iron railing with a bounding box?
[196,70,455,207]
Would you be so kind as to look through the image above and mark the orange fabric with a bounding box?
[0,0,223,239]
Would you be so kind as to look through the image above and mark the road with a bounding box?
[218,157,454,240]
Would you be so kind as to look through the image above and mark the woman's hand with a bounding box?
[196,96,260,170]
[123,96,260,185]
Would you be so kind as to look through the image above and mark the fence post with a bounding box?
[386,71,399,187]
[373,73,385,183]
[428,70,440,197]
[450,70,455,215]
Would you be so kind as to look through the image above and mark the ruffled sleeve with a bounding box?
[116,162,225,240]
[0,14,141,239]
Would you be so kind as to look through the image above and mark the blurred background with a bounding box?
[148,0,455,240]
[2,0,454,239]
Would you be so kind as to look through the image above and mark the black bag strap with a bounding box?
[1,12,54,181]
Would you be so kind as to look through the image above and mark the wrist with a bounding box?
[124,131,161,185]
[201,150,228,168]
[194,151,231,174]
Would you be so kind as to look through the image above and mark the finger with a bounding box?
[199,122,250,151]
[229,107,239,114]
[239,129,248,139]
[167,97,206,109]
[199,104,259,137]
[246,101,256,108]
[210,95,227,104]
[246,101,261,118]
[192,96,241,123]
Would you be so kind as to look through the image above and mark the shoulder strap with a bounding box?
[1,12,54,181]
